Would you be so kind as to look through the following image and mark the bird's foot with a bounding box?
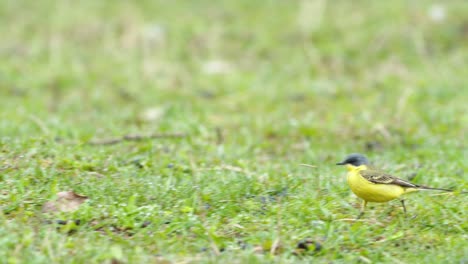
[356,211,365,220]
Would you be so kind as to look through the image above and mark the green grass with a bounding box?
[1,0,467,263]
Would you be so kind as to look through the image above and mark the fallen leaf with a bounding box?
[42,191,88,213]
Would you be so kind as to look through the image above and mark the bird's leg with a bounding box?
[356,200,367,219]
[400,199,407,216]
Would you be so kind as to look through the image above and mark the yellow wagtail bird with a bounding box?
[336,153,452,218]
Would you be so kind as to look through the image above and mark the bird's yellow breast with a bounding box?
[345,165,406,202]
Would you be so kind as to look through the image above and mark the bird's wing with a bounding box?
[360,169,419,188]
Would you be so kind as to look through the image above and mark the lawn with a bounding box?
[0,0,467,263]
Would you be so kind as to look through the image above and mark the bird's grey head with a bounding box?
[336,153,369,166]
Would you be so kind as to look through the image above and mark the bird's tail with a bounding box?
[417,185,453,192]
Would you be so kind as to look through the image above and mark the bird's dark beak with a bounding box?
[336,161,346,165]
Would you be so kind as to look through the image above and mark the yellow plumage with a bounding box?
[345,164,414,203]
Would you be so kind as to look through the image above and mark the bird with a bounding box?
[336,153,452,219]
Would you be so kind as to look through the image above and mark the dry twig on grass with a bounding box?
[86,133,186,145]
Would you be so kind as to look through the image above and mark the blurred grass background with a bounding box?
[0,0,467,263]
